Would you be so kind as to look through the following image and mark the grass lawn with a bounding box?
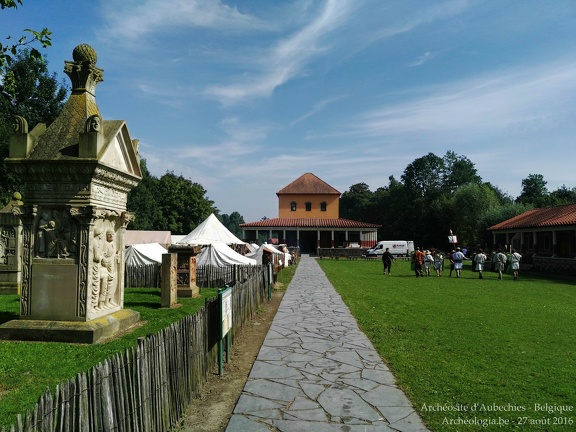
[0,287,218,428]
[318,258,576,432]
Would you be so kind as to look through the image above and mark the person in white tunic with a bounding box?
[509,249,522,280]
[452,247,466,278]
[474,249,487,279]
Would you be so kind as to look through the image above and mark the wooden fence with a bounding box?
[1,264,271,432]
[125,263,162,288]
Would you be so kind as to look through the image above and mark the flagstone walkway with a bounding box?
[225,255,430,431]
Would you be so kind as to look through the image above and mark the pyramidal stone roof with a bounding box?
[277,173,340,196]
[29,43,103,160]
[489,203,576,230]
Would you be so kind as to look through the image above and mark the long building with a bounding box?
[240,173,380,254]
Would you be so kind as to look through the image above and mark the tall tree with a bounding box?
[339,183,374,222]
[442,150,482,193]
[219,212,245,238]
[153,171,217,234]
[549,185,576,205]
[126,160,162,230]
[450,183,501,247]
[516,174,549,207]
[401,152,445,199]
[0,50,67,204]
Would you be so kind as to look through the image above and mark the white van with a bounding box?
[365,240,414,257]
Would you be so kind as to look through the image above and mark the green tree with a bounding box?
[401,152,445,199]
[154,172,217,234]
[0,50,67,204]
[127,166,218,233]
[549,185,576,206]
[516,174,550,207]
[126,160,162,230]
[442,151,482,193]
[339,183,375,222]
[450,183,501,247]
[1,1,52,69]
[219,212,245,238]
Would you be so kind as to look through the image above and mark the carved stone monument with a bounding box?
[0,192,24,294]
[0,44,142,343]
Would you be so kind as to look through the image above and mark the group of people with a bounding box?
[381,246,522,280]
[469,247,522,280]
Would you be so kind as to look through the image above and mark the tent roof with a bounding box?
[177,213,245,245]
[197,242,257,266]
[124,243,167,266]
[125,230,172,247]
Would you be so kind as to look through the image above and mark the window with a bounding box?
[305,202,312,211]
[320,202,327,211]
[290,201,297,211]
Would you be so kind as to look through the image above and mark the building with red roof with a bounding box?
[488,203,576,275]
[241,173,380,253]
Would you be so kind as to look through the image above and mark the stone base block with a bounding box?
[178,286,200,298]
[0,309,141,344]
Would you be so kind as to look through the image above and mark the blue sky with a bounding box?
[3,1,576,224]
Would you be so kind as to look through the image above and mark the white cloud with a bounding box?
[409,51,437,67]
[203,0,353,105]
[101,0,269,40]
[353,60,576,139]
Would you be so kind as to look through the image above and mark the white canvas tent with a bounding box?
[197,242,257,266]
[124,243,167,266]
[246,243,285,265]
[124,243,167,288]
[177,213,245,246]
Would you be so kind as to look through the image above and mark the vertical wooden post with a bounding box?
[161,253,177,308]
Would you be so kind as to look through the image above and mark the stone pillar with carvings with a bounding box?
[0,44,142,343]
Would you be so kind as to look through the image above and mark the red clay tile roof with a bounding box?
[488,204,576,230]
[277,173,340,195]
[240,218,381,229]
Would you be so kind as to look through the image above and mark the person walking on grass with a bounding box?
[449,250,455,276]
[509,248,522,280]
[414,247,425,277]
[452,247,465,278]
[381,247,395,275]
[474,249,487,279]
[424,250,434,276]
[434,250,444,276]
[493,248,507,280]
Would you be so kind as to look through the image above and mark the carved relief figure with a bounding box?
[44,219,70,258]
[61,211,77,255]
[100,230,118,308]
[0,236,5,265]
[35,212,51,257]
[91,228,103,310]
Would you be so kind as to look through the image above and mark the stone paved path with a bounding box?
[225,255,430,431]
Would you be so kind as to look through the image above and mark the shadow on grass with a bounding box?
[0,298,19,324]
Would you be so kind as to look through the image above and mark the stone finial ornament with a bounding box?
[72,43,98,64]
[64,43,103,95]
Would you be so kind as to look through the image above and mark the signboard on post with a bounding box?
[220,287,232,338]
[218,286,232,375]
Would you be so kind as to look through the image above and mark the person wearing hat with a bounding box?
[424,250,434,276]
[433,250,444,276]
[452,247,466,278]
